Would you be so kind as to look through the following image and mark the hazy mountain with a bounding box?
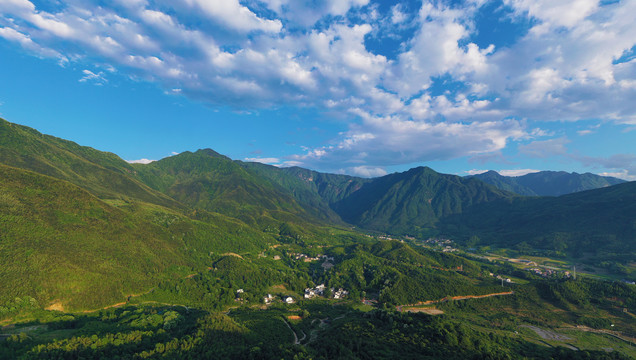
[470,170,625,196]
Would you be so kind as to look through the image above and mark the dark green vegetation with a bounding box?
[1,118,635,358]
[471,170,625,197]
[442,181,636,276]
[2,242,635,359]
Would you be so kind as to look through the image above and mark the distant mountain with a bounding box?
[441,181,636,259]
[240,162,369,224]
[470,170,625,196]
[244,164,515,237]
[331,166,515,236]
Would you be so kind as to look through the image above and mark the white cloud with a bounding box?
[465,169,489,175]
[2,1,636,174]
[575,153,636,180]
[126,158,155,164]
[498,169,541,177]
[506,0,598,31]
[244,157,280,165]
[348,166,387,178]
[79,69,107,85]
[288,111,526,171]
[181,0,282,33]
[598,170,636,181]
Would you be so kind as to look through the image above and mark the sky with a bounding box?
[1,0,636,179]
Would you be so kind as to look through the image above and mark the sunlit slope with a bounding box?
[131,149,326,228]
[0,118,181,209]
[0,164,273,310]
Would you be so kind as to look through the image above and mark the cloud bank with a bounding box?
[1,0,636,175]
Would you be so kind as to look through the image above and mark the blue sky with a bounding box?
[1,0,636,179]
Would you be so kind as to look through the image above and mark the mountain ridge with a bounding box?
[469,169,625,196]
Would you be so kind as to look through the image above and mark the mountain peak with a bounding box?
[194,148,231,160]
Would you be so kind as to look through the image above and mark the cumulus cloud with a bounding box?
[498,169,541,177]
[1,0,636,174]
[244,157,280,165]
[126,158,155,164]
[288,112,526,172]
[347,166,387,178]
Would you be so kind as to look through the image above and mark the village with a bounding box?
[245,283,350,306]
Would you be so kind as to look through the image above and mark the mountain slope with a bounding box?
[333,167,515,236]
[471,170,625,196]
[130,149,327,229]
[240,162,369,224]
[441,181,636,259]
[0,118,181,209]
[0,164,185,309]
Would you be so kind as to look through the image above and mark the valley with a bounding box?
[1,118,635,359]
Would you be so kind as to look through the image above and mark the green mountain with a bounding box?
[2,119,635,359]
[2,117,635,310]
[240,162,369,224]
[0,118,181,209]
[331,166,515,236]
[471,170,625,196]
[129,149,324,229]
[243,164,516,237]
[0,119,285,310]
[441,181,636,261]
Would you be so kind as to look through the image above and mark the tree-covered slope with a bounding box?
[240,162,369,224]
[0,164,186,309]
[332,166,515,236]
[471,170,625,196]
[131,149,326,228]
[441,180,636,259]
[0,162,277,310]
[0,118,181,209]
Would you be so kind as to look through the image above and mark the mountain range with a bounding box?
[1,117,635,308]
[470,170,625,196]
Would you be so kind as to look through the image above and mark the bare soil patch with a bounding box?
[402,307,444,315]
[45,301,64,312]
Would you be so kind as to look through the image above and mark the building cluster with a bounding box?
[304,284,349,299]
[263,293,275,304]
[424,238,452,246]
[489,273,513,283]
[304,284,326,299]
[290,252,323,262]
[332,288,349,299]
[442,246,458,253]
[528,268,558,278]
